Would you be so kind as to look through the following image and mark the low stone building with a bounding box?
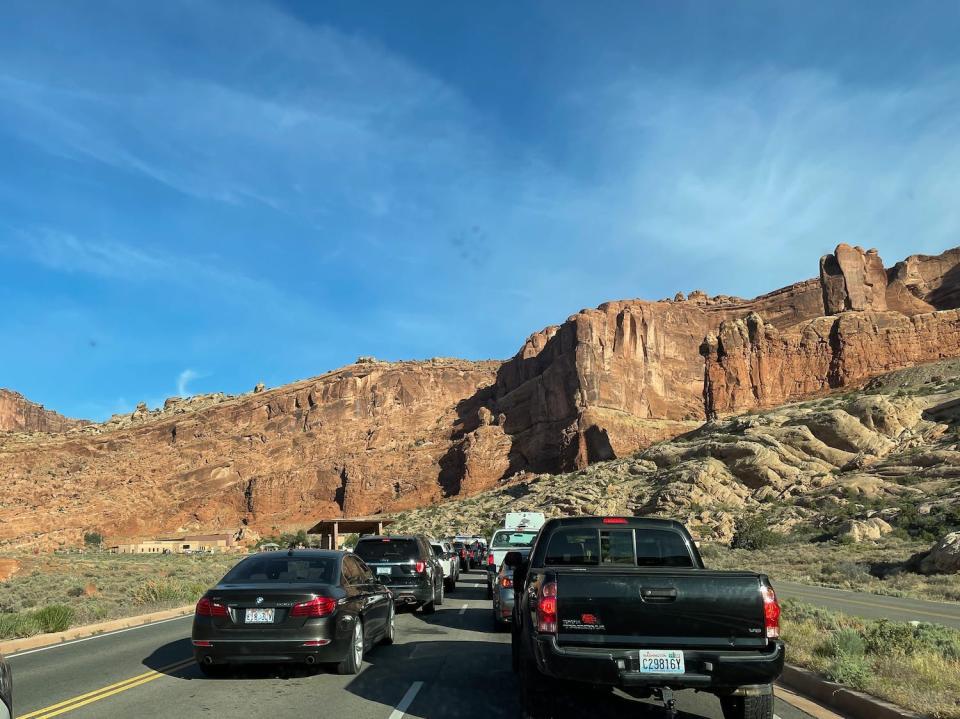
[112,533,238,554]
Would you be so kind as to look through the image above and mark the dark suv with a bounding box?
[354,535,445,612]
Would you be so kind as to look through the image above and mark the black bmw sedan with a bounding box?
[191,549,395,676]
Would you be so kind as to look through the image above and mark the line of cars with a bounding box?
[191,532,467,675]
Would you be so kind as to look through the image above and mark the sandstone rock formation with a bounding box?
[917,532,960,574]
[0,389,87,433]
[7,243,960,549]
[0,360,500,548]
[820,244,887,314]
[393,364,960,546]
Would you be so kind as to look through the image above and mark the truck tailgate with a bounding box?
[555,569,767,650]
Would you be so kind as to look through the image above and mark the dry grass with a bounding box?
[701,537,960,602]
[782,600,960,719]
[0,551,241,639]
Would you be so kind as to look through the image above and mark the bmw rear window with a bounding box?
[354,538,419,562]
[221,556,337,583]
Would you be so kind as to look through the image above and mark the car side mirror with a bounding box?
[504,551,523,569]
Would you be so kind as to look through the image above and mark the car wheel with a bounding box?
[444,576,455,592]
[197,661,231,679]
[336,620,364,675]
[486,581,493,600]
[435,578,444,606]
[511,628,520,673]
[381,604,396,645]
[421,584,437,614]
[720,692,774,719]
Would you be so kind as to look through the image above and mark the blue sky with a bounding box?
[2,1,960,420]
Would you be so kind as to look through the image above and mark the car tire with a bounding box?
[381,605,396,645]
[720,692,774,719]
[486,582,493,600]
[421,584,437,614]
[520,655,558,719]
[444,576,455,592]
[435,578,444,606]
[511,628,520,674]
[197,662,231,679]
[336,620,364,675]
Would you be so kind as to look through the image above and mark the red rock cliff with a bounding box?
[0,389,87,433]
[704,245,960,416]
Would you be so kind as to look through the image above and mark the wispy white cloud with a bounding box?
[176,369,199,397]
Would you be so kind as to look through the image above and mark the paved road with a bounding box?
[774,580,960,629]
[7,570,817,719]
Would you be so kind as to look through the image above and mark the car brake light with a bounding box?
[415,561,426,573]
[303,639,331,646]
[500,576,513,588]
[761,585,780,639]
[192,640,212,647]
[195,597,228,617]
[536,581,558,633]
[291,596,337,618]
[602,517,628,524]
[487,553,495,566]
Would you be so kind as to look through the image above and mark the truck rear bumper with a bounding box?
[534,637,784,691]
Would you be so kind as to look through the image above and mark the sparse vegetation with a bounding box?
[702,537,960,602]
[0,551,241,639]
[783,600,960,718]
[730,514,782,550]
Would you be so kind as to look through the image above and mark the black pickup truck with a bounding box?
[508,516,784,719]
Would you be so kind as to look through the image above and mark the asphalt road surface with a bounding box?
[774,580,960,629]
[8,570,818,719]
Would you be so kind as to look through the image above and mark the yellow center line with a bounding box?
[21,657,195,719]
[782,589,960,623]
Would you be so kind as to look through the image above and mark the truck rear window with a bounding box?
[545,527,693,567]
[354,539,419,563]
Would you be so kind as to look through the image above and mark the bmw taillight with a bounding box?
[536,581,558,633]
[195,597,228,617]
[761,585,780,639]
[290,596,337,618]
[415,561,426,573]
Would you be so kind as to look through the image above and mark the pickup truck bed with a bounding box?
[509,517,784,719]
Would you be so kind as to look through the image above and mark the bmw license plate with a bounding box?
[638,650,685,674]
[245,608,274,623]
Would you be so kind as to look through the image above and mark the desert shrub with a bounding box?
[731,515,781,550]
[825,653,873,690]
[0,612,39,639]
[83,532,104,548]
[32,604,75,633]
[66,586,85,598]
[130,578,206,605]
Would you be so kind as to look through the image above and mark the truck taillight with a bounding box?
[290,596,337,617]
[536,581,558,633]
[761,585,780,639]
[415,561,426,573]
[195,597,228,617]
[487,553,495,566]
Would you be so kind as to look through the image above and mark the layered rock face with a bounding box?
[0,360,499,548]
[0,389,87,433]
[704,245,960,416]
[6,242,960,549]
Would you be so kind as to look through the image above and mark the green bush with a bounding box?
[33,604,75,633]
[825,653,873,690]
[730,515,781,550]
[0,612,39,639]
[130,578,206,605]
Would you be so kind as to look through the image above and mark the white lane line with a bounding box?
[459,604,468,615]
[388,681,424,719]
[6,615,192,659]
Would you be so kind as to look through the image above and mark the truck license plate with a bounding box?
[245,608,274,623]
[638,650,685,674]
